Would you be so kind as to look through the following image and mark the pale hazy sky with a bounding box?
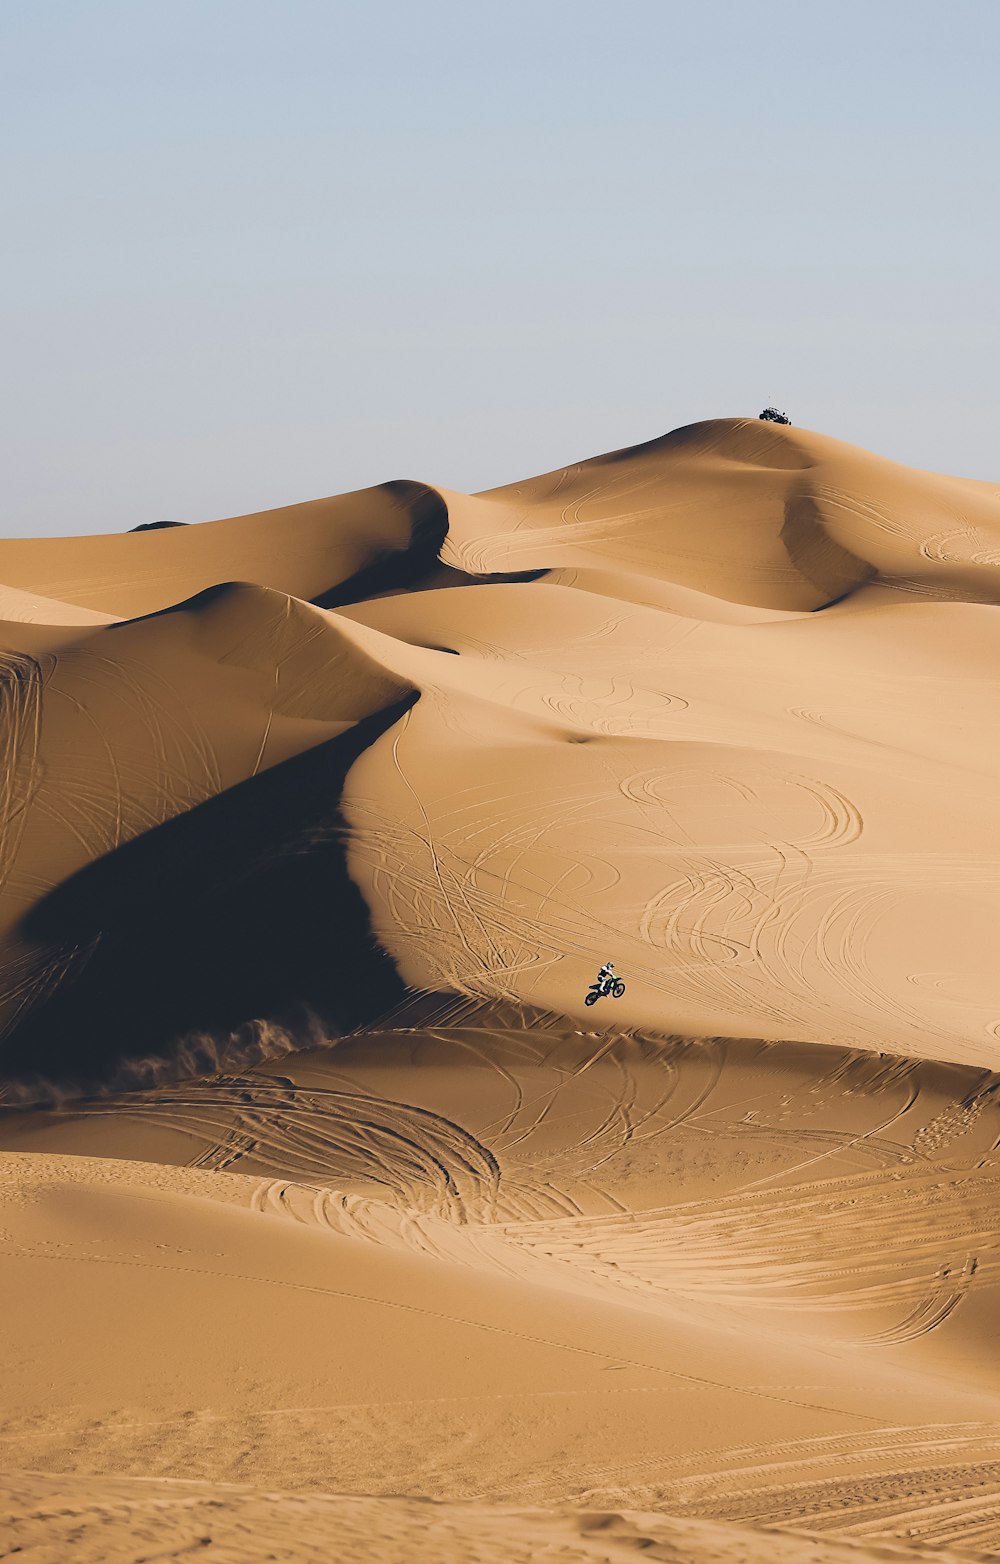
[2,1,997,537]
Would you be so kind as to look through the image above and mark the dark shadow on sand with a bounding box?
[0,692,419,1090]
[314,481,546,609]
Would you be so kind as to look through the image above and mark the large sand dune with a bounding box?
[3,418,1000,1560]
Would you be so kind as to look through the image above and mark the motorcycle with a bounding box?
[584,977,626,1006]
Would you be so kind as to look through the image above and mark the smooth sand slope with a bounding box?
[3,418,1000,1561]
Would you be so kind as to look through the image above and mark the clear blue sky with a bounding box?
[2,0,997,536]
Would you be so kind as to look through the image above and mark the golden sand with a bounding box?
[3,419,1000,1559]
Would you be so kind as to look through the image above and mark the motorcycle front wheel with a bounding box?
[612,981,626,997]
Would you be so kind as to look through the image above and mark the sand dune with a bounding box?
[10,1476,995,1564]
[446,420,1000,607]
[0,478,451,617]
[3,418,1000,1560]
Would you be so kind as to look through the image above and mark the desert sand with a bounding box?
[3,417,1000,1561]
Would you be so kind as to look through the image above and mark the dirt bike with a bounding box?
[585,977,626,1005]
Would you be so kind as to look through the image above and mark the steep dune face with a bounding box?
[0,585,415,1077]
[4,419,1000,1560]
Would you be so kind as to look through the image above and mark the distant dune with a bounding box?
[4,418,1000,1561]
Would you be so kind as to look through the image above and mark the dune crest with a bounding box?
[442,420,1000,609]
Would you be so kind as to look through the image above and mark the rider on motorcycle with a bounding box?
[596,961,616,993]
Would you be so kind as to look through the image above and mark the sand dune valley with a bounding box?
[6,415,1000,1562]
